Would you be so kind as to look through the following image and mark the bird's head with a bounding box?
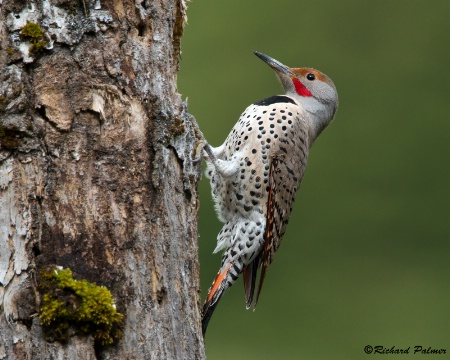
[254,51,338,131]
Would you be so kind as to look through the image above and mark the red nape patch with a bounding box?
[293,78,312,97]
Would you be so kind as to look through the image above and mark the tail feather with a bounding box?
[202,263,232,336]
[253,228,272,309]
[243,254,260,309]
[254,258,268,309]
[202,297,221,336]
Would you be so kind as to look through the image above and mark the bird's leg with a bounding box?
[186,110,213,163]
[203,143,218,163]
[184,110,237,177]
[188,118,220,165]
[191,139,219,163]
[190,139,208,162]
[206,144,239,178]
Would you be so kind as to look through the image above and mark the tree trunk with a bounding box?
[0,0,205,358]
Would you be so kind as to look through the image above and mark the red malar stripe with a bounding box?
[293,78,312,97]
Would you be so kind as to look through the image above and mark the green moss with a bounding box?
[6,48,15,56]
[39,268,123,346]
[20,21,43,39]
[29,41,47,56]
[20,21,48,56]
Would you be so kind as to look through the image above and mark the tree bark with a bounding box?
[0,0,205,358]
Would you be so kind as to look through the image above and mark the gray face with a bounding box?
[253,52,338,114]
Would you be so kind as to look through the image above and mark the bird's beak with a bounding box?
[253,51,296,77]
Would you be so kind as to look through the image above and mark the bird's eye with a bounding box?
[306,73,315,81]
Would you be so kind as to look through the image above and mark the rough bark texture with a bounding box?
[0,0,206,358]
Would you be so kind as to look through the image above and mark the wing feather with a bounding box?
[254,127,308,307]
[254,158,279,307]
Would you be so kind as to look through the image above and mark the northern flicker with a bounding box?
[201,51,338,335]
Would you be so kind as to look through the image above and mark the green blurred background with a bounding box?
[178,1,450,358]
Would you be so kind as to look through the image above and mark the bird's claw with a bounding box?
[191,140,208,163]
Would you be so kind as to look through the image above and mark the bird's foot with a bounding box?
[191,139,208,162]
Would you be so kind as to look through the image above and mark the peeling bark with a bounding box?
[0,0,205,358]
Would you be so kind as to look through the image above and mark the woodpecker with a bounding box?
[201,51,338,336]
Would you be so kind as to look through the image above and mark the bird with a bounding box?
[201,51,338,336]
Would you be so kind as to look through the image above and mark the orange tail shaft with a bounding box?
[202,264,233,336]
